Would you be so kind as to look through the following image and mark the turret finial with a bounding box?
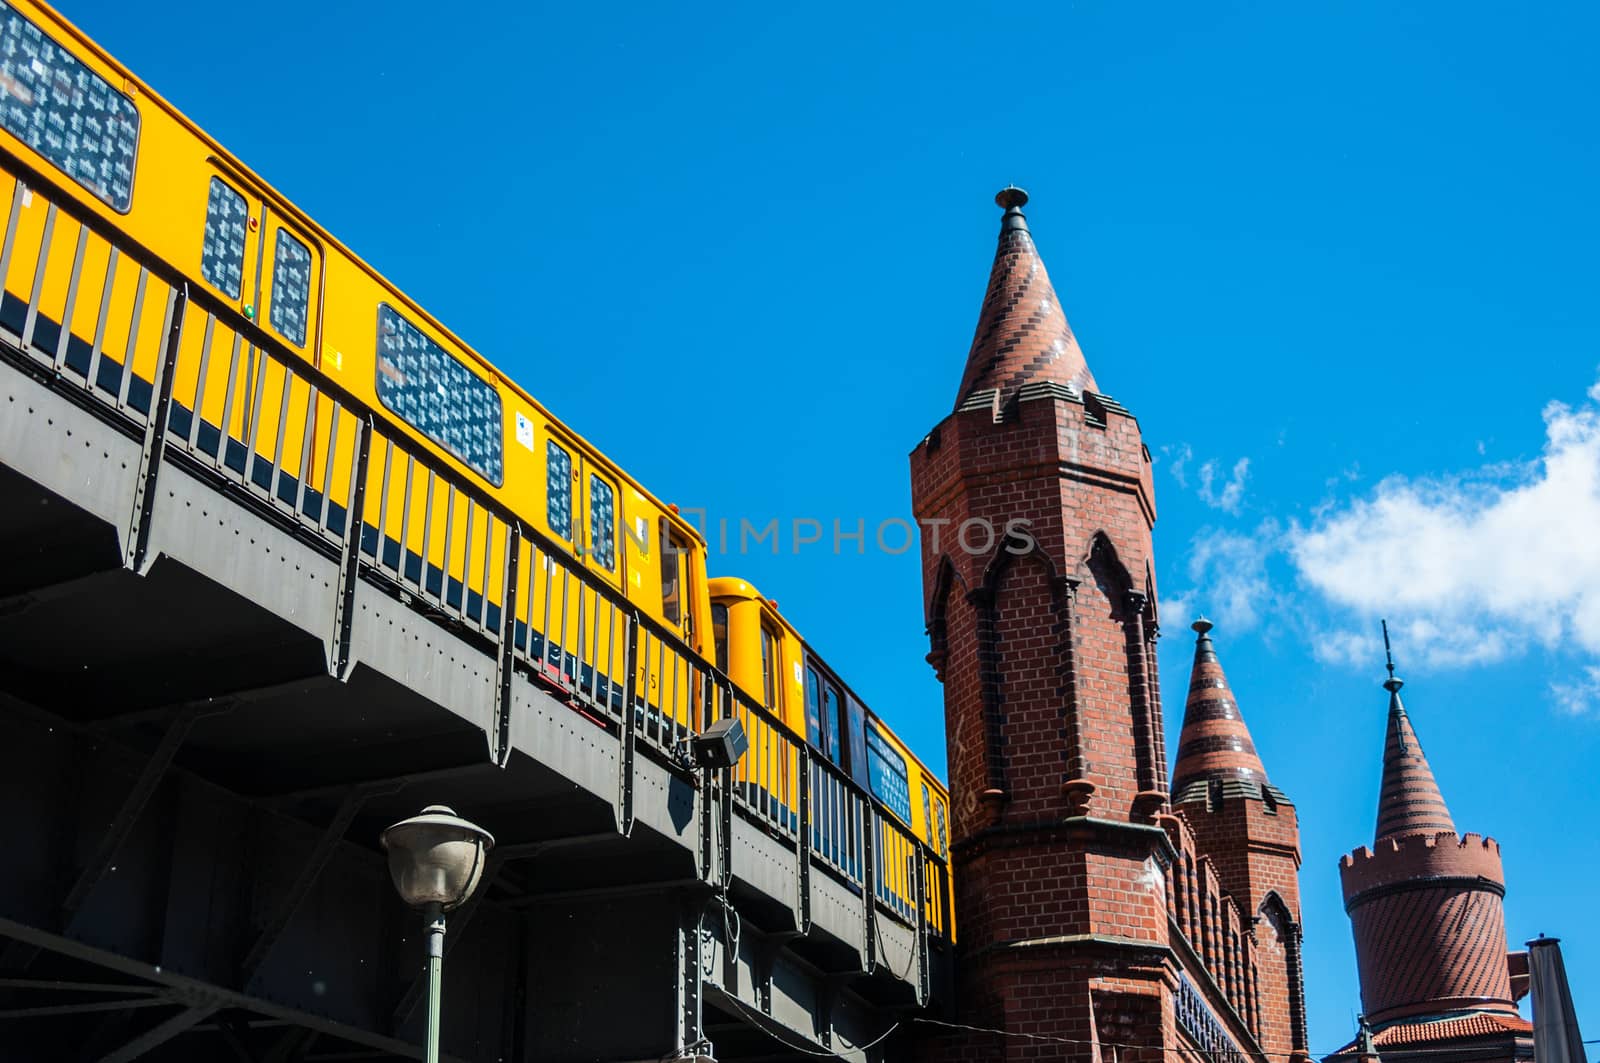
[995,185,1029,210]
[995,186,1030,235]
[1381,618,1403,694]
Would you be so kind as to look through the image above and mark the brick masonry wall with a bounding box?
[911,391,1299,1061]
[1177,798,1308,1059]
[1340,833,1514,1022]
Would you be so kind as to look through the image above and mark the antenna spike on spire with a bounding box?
[1381,618,1396,680]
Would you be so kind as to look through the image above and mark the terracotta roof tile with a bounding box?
[1330,1012,1532,1056]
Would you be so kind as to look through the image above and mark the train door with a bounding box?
[530,430,579,687]
[253,206,322,504]
[569,458,627,711]
[187,168,322,491]
[181,171,261,460]
[658,521,700,653]
[805,661,855,872]
[255,208,321,403]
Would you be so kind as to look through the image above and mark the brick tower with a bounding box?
[911,186,1171,1060]
[1331,645,1533,1061]
[1172,619,1310,1063]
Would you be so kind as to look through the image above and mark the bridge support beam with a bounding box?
[525,889,707,1063]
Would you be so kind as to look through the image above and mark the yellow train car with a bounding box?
[0,0,947,937]
[0,0,711,732]
[710,577,952,936]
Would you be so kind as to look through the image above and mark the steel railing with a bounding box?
[0,156,952,959]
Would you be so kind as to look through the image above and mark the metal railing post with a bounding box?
[615,614,639,836]
[327,417,372,679]
[124,283,187,574]
[861,801,877,974]
[914,847,930,1004]
[490,524,521,767]
[795,745,812,934]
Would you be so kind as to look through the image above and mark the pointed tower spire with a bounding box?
[1374,621,1456,843]
[1171,618,1270,802]
[953,187,1098,413]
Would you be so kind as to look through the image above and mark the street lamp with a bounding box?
[381,805,495,1063]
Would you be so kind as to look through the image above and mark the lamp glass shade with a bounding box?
[380,805,495,911]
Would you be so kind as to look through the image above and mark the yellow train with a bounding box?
[711,578,951,929]
[0,0,950,936]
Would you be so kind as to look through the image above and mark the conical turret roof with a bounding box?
[1374,674,1456,843]
[1172,619,1279,804]
[953,188,1098,412]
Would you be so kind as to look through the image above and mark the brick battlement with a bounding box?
[1341,832,1504,902]
[1340,831,1515,1021]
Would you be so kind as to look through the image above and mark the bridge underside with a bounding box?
[0,326,948,1060]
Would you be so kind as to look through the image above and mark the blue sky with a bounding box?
[72,0,1599,1050]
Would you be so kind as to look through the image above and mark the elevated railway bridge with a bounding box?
[0,170,951,1062]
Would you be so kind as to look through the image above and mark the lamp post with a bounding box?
[381,805,495,1063]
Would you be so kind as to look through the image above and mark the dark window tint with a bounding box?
[847,698,870,790]
[269,228,311,346]
[200,177,247,298]
[661,530,682,624]
[710,603,728,673]
[546,440,572,540]
[822,682,843,766]
[588,474,615,570]
[760,626,779,711]
[375,304,503,484]
[866,722,912,822]
[804,667,822,748]
[0,3,138,210]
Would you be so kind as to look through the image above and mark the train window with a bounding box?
[847,698,870,790]
[865,722,912,822]
[588,474,615,570]
[922,783,933,838]
[375,304,503,484]
[804,665,846,764]
[200,177,247,298]
[545,440,572,540]
[710,603,728,673]
[823,683,844,766]
[268,228,311,346]
[0,4,139,211]
[935,799,948,857]
[804,667,822,748]
[759,626,779,711]
[660,523,683,625]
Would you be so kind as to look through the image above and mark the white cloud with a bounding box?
[1287,376,1600,669]
[1163,443,1194,488]
[1551,667,1600,717]
[1175,522,1277,632]
[1197,457,1251,514]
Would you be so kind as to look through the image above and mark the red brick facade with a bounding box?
[911,189,1305,1063]
[1172,624,1310,1063]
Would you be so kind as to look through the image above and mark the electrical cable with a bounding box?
[719,989,901,1057]
[913,1015,1591,1059]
